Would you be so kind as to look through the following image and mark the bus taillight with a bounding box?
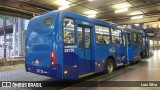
[51,51,56,67]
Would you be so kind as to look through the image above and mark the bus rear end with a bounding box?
[25,12,62,79]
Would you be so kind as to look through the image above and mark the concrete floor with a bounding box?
[63,50,160,90]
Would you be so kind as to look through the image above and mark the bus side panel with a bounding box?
[132,43,142,62]
[63,49,79,79]
[133,44,140,61]
[128,45,141,62]
[114,44,126,66]
[94,45,116,73]
[136,45,143,60]
[128,47,134,62]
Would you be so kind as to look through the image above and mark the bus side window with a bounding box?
[133,33,137,43]
[63,18,76,44]
[95,25,110,44]
[122,34,126,46]
[139,34,143,45]
[111,29,122,45]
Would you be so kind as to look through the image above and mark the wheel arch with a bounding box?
[106,56,116,68]
[140,51,143,59]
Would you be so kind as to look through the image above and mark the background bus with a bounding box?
[121,28,149,63]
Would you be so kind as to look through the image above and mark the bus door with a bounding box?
[77,25,92,76]
[111,29,123,65]
[131,33,141,61]
[122,33,129,64]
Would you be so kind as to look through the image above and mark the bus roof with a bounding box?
[32,10,145,35]
[34,10,116,28]
[123,28,144,34]
[107,23,145,34]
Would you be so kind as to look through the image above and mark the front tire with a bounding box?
[105,58,114,74]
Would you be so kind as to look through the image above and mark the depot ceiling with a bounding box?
[0,0,160,24]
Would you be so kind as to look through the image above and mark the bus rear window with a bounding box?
[28,17,54,37]
[44,17,52,24]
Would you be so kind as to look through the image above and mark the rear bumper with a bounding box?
[25,64,62,79]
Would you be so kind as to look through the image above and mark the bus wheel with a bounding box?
[139,54,142,62]
[105,58,114,74]
[138,52,143,62]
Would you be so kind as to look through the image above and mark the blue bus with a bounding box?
[112,24,149,61]
[25,10,149,79]
[121,28,149,63]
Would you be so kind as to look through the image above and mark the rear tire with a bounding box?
[139,54,142,61]
[105,58,114,74]
[137,54,142,63]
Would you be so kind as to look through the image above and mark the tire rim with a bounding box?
[107,62,113,73]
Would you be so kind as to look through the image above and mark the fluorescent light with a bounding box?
[131,15,143,19]
[134,24,139,26]
[129,11,143,15]
[113,3,130,9]
[84,10,98,15]
[87,14,96,18]
[55,0,71,6]
[115,8,128,13]
[58,5,70,10]
[88,0,94,1]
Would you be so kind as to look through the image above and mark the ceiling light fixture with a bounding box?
[84,10,98,15]
[115,8,128,13]
[58,5,70,10]
[55,0,71,6]
[129,11,143,15]
[87,14,96,18]
[131,15,143,19]
[114,3,130,9]
[88,0,94,1]
[134,24,139,26]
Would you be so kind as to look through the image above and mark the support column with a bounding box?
[153,32,155,50]
[156,40,159,49]
[21,19,24,56]
[12,18,17,56]
[153,39,155,49]
[18,18,23,56]
[3,20,6,58]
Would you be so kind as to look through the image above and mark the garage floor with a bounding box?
[63,50,160,90]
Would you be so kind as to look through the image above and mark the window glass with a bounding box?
[130,33,136,43]
[44,17,52,25]
[85,28,91,48]
[131,33,141,44]
[95,25,110,44]
[122,34,129,46]
[63,18,75,44]
[143,36,145,47]
[111,29,122,44]
[122,34,125,46]
[137,34,142,45]
[78,27,83,48]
